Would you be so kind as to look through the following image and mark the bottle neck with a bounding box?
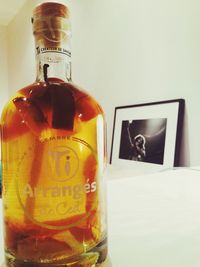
[35,38,72,83]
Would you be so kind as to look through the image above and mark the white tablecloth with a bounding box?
[1,168,200,266]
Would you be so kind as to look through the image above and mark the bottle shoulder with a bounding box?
[2,80,104,115]
[20,80,104,119]
[1,80,104,140]
[68,82,105,120]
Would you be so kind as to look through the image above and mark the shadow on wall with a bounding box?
[178,106,190,167]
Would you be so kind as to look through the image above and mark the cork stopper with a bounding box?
[33,2,69,19]
[32,2,70,45]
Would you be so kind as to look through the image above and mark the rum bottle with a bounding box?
[1,2,107,266]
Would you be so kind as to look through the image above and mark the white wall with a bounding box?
[0,25,9,113]
[71,0,200,167]
[6,0,200,166]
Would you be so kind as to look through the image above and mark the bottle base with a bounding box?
[5,239,107,267]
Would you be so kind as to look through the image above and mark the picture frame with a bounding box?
[110,99,185,171]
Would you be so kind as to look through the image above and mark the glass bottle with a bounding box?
[1,2,107,266]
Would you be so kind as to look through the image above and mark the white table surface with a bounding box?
[2,168,200,266]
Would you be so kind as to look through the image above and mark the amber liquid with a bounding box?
[1,79,107,266]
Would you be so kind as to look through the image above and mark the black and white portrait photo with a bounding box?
[119,118,167,165]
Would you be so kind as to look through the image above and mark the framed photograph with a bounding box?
[110,99,185,170]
